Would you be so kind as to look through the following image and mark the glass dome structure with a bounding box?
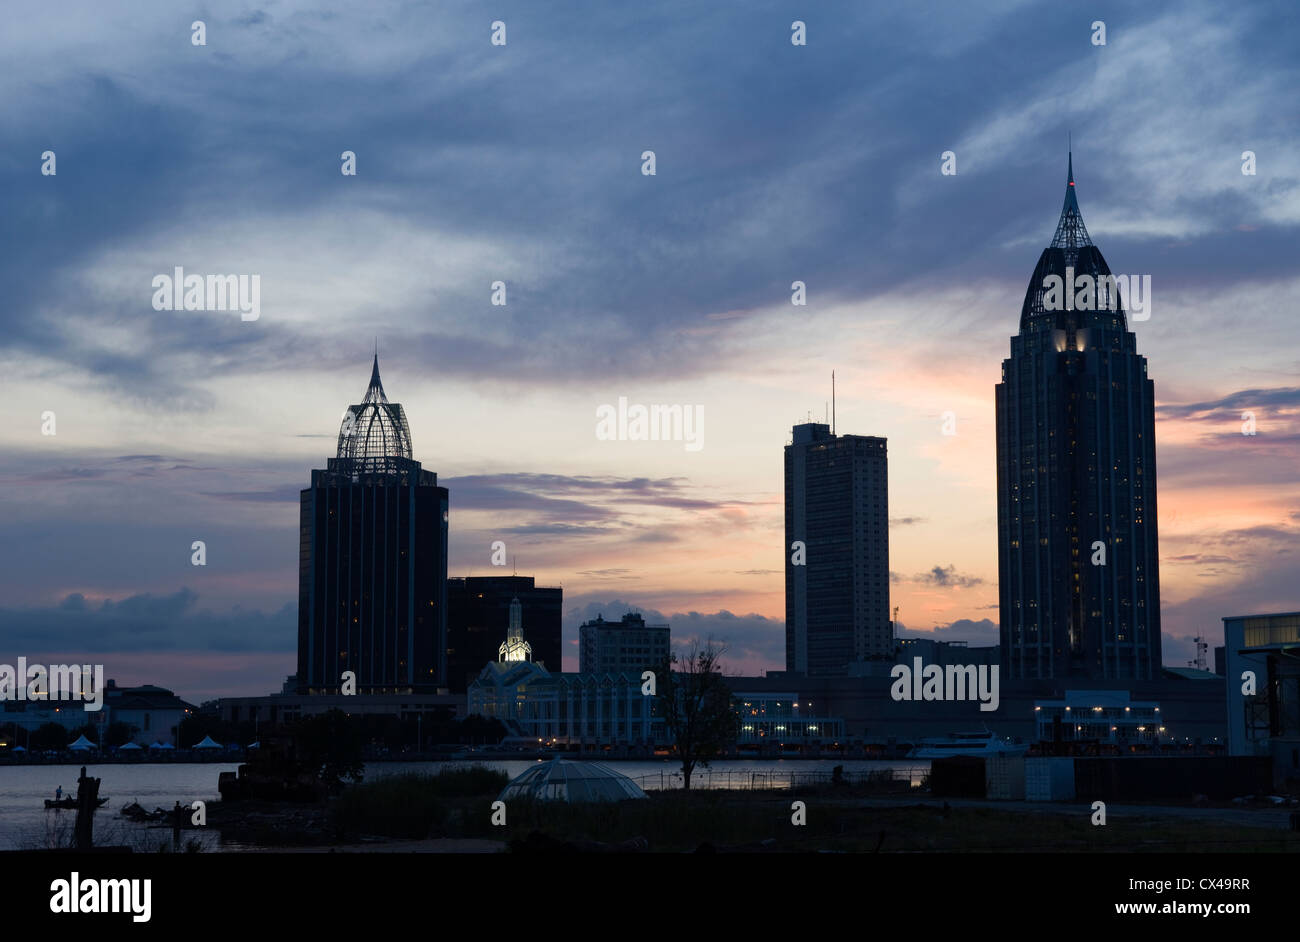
[497,759,649,804]
[335,355,414,476]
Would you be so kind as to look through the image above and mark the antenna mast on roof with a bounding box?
[832,370,836,435]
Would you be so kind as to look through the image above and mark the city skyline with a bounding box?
[3,1,1298,703]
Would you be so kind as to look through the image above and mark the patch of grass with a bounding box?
[334,775,447,839]
[332,767,507,840]
[425,765,509,798]
[459,794,1300,853]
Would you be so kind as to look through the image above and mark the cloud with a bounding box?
[0,589,295,654]
[1158,387,1300,421]
[899,618,999,644]
[910,565,986,588]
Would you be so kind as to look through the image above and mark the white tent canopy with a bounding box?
[193,735,223,749]
[67,735,96,751]
[118,741,143,751]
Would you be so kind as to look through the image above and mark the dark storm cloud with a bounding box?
[4,1,1295,403]
[0,589,295,653]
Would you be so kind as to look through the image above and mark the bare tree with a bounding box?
[656,640,740,790]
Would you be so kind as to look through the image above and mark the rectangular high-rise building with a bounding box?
[578,612,670,676]
[784,422,890,675]
[446,576,562,692]
[996,157,1162,680]
[298,357,449,694]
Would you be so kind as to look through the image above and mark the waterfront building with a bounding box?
[996,156,1162,680]
[1033,690,1164,748]
[297,356,449,694]
[784,422,890,675]
[0,681,195,746]
[733,692,846,745]
[469,612,663,747]
[217,692,461,730]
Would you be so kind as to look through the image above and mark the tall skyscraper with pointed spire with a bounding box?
[297,356,449,694]
[996,156,1162,680]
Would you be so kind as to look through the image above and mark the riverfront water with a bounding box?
[0,758,928,851]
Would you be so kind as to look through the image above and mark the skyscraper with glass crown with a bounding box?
[996,156,1162,681]
[297,356,449,694]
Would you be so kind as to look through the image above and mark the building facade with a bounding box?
[1033,690,1164,748]
[469,614,663,747]
[785,422,890,675]
[446,576,561,692]
[578,612,670,676]
[1224,612,1300,782]
[1,681,196,746]
[996,156,1162,681]
[734,692,845,745]
[297,356,449,694]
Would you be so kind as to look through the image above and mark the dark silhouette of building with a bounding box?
[297,356,448,694]
[784,422,890,675]
[996,156,1162,680]
[578,612,670,675]
[446,576,562,692]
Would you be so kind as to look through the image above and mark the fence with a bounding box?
[629,766,928,792]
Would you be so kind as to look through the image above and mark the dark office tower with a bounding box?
[996,156,1162,681]
[784,422,890,675]
[445,576,562,692]
[297,357,449,694]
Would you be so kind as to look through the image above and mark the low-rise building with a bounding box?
[104,683,197,746]
[1224,611,1300,783]
[734,692,845,745]
[1034,690,1164,748]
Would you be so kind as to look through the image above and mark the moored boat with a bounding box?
[44,796,110,810]
[910,729,1028,759]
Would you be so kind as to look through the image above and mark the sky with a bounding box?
[2,0,1298,703]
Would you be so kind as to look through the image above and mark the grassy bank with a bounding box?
[332,767,509,840]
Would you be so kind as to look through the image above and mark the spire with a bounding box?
[363,353,388,404]
[1050,150,1092,262]
[500,597,531,662]
[336,354,413,470]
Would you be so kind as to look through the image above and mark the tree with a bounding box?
[458,714,507,745]
[30,723,69,750]
[656,640,740,790]
[179,713,242,748]
[104,722,139,748]
[70,723,99,745]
